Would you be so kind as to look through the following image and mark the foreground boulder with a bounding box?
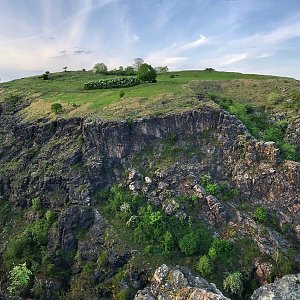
[251,273,300,300]
[134,264,229,300]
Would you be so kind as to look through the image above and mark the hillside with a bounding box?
[0,70,300,300]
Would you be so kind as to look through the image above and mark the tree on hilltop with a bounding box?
[133,58,144,71]
[137,63,157,82]
[93,62,108,74]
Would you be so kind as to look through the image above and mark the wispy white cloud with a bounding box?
[180,35,207,51]
[145,35,208,67]
[219,53,248,66]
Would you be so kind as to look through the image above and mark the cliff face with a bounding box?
[0,103,300,299]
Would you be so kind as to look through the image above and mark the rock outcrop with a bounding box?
[251,273,300,300]
[134,264,230,300]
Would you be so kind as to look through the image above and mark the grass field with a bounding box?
[0,69,297,121]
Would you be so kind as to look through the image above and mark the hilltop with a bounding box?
[1,69,298,121]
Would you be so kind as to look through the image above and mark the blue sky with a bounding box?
[1,0,300,81]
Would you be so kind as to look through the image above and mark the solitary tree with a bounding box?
[93,62,108,74]
[137,63,157,82]
[51,103,63,114]
[133,58,144,71]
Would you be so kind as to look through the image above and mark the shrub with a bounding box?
[179,232,198,255]
[205,183,219,195]
[253,207,267,223]
[4,211,55,270]
[8,262,32,298]
[160,231,174,253]
[137,63,157,83]
[119,90,125,98]
[42,73,49,80]
[223,272,243,297]
[51,103,63,114]
[208,238,235,266]
[280,143,297,160]
[196,255,212,276]
[84,77,140,90]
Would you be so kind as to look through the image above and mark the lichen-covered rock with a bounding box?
[134,264,230,300]
[251,273,300,300]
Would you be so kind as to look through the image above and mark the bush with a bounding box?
[137,63,157,83]
[51,103,63,114]
[8,262,32,298]
[223,272,243,297]
[280,143,297,160]
[179,232,198,255]
[208,238,235,266]
[42,73,49,80]
[4,211,54,270]
[253,207,267,223]
[196,255,212,276]
[119,90,125,98]
[205,183,219,195]
[84,77,140,90]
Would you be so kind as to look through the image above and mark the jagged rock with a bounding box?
[134,264,230,300]
[206,195,229,225]
[193,184,206,198]
[251,273,300,300]
[254,261,273,285]
[33,276,62,300]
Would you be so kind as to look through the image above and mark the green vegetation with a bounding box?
[8,262,32,299]
[51,102,63,114]
[212,96,299,161]
[96,185,274,298]
[0,70,284,121]
[84,76,140,90]
[136,63,157,83]
[253,207,267,223]
[223,272,243,297]
[196,255,212,276]
[200,174,239,200]
[96,185,213,258]
[4,210,55,270]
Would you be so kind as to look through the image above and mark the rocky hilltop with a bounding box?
[0,100,299,299]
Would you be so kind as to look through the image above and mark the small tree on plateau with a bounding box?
[137,63,157,83]
[93,62,108,74]
[133,58,144,71]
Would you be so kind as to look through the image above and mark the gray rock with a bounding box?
[251,273,300,300]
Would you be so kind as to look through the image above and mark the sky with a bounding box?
[0,0,300,82]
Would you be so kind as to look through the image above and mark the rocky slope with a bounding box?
[0,99,300,299]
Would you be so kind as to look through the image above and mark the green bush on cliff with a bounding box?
[8,262,32,298]
[253,207,267,223]
[3,210,55,270]
[223,272,243,297]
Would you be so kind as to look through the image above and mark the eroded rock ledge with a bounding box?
[134,265,300,300]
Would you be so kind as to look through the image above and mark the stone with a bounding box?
[251,273,300,300]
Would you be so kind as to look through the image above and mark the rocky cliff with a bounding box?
[0,102,299,299]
